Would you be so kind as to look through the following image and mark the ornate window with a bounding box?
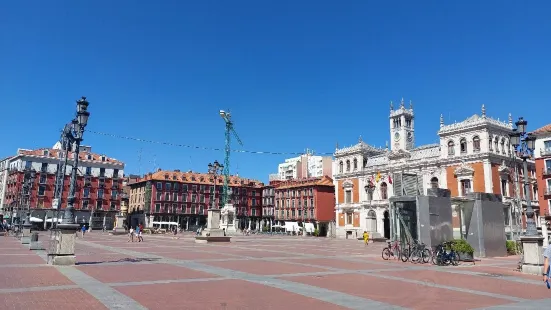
[353,158,358,171]
[430,177,439,189]
[494,138,499,153]
[500,138,505,154]
[460,179,472,196]
[367,210,377,232]
[380,182,388,200]
[489,136,493,151]
[363,158,367,168]
[339,161,343,173]
[447,141,455,156]
[346,160,350,172]
[460,138,467,154]
[473,136,480,152]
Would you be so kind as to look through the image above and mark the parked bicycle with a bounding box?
[406,240,431,263]
[382,239,401,260]
[432,241,460,266]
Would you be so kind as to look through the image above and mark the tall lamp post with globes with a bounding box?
[208,160,224,209]
[509,117,543,275]
[48,96,90,266]
[509,117,537,236]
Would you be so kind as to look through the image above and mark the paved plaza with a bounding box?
[0,233,550,309]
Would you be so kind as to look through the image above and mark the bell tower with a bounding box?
[389,98,415,151]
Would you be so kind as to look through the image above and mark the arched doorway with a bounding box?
[367,210,377,233]
[383,210,390,239]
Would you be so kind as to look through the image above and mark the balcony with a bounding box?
[541,148,551,157]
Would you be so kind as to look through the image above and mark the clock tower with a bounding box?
[389,98,415,151]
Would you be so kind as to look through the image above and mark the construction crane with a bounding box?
[219,110,243,206]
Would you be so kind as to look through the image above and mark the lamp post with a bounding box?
[207,160,224,209]
[59,97,90,228]
[22,168,36,228]
[509,117,537,236]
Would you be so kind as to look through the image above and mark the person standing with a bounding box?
[81,225,86,238]
[543,245,551,284]
[363,231,369,246]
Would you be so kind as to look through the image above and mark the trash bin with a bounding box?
[31,232,39,242]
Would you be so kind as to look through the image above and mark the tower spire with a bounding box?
[400,97,405,108]
[440,114,444,128]
[390,100,394,111]
[409,100,413,110]
[508,113,513,126]
[481,104,486,118]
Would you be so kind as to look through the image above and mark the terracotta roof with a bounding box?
[16,148,124,165]
[274,176,334,190]
[532,123,551,135]
[137,170,264,188]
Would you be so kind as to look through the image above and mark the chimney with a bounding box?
[157,168,162,172]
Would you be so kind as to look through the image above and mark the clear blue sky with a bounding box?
[1,1,550,183]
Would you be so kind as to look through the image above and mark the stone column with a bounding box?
[520,235,545,275]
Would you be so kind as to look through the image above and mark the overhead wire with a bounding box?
[86,130,334,156]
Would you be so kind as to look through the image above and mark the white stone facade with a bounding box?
[334,101,537,240]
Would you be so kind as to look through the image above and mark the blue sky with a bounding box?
[1,1,550,183]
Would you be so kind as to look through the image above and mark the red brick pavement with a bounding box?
[77,263,219,283]
[115,279,347,310]
[0,289,107,310]
[282,273,511,309]
[1,233,549,309]
[0,267,74,289]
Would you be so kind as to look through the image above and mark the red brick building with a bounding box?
[128,169,264,231]
[533,124,551,218]
[273,176,335,236]
[2,146,125,229]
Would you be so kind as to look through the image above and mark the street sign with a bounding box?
[52,198,59,210]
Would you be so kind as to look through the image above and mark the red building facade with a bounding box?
[533,124,551,218]
[273,176,335,235]
[128,170,264,231]
[2,146,125,229]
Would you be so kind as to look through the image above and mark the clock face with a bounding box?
[394,132,400,141]
[407,132,413,142]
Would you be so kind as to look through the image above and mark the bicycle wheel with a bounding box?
[382,248,391,260]
[451,251,460,266]
[410,249,420,263]
[422,249,431,264]
[401,249,410,262]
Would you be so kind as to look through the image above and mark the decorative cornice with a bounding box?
[342,180,354,189]
[454,161,475,177]
[439,113,513,135]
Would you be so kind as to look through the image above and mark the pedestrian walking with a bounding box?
[81,225,86,238]
[543,244,551,287]
[363,231,369,246]
[128,226,134,242]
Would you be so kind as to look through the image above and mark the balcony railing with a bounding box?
[541,148,551,157]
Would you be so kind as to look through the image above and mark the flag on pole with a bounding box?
[375,172,381,183]
[388,175,393,184]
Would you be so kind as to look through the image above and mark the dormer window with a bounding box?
[447,141,455,156]
[43,150,49,156]
[460,138,467,154]
[472,136,480,152]
[87,154,92,160]
[101,156,106,162]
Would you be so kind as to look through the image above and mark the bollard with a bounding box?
[29,232,43,250]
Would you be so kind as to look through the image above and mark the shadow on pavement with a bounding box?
[76,257,161,265]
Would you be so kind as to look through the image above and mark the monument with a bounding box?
[220,204,237,235]
[21,212,32,244]
[111,201,128,235]
[195,209,231,243]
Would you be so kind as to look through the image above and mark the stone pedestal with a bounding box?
[29,232,44,250]
[111,215,127,235]
[195,209,231,243]
[21,226,32,244]
[47,226,79,266]
[220,204,237,235]
[520,235,545,275]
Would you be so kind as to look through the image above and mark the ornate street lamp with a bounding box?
[59,97,90,228]
[509,117,537,236]
[207,160,224,209]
